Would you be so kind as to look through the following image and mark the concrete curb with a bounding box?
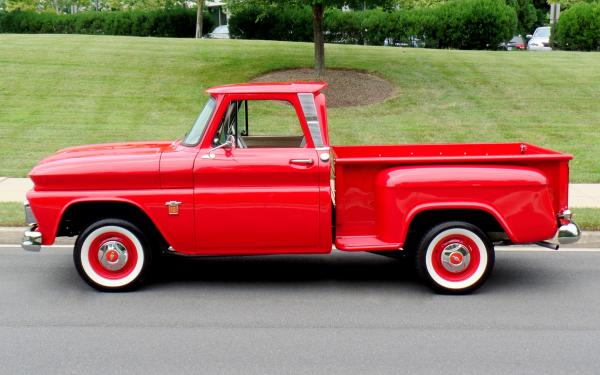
[1,227,600,248]
[0,227,74,245]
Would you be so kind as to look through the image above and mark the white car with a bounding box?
[527,26,551,51]
[208,25,229,39]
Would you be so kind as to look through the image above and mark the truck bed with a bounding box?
[332,143,572,251]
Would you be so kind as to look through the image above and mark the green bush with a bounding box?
[554,2,600,51]
[0,9,214,37]
[228,5,312,41]
[228,0,516,49]
[431,0,517,49]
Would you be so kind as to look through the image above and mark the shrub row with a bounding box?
[554,2,600,51]
[0,8,214,37]
[229,0,517,49]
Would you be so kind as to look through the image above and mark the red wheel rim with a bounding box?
[87,232,138,280]
[430,234,481,282]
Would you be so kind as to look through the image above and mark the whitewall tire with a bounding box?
[415,221,494,294]
[74,219,152,292]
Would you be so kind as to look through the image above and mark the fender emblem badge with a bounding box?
[165,201,181,215]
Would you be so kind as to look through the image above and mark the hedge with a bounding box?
[554,2,600,51]
[0,9,215,37]
[229,0,517,49]
[227,5,312,42]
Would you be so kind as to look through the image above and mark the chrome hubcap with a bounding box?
[441,243,470,273]
[98,240,128,271]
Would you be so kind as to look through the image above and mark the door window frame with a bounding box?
[199,93,316,149]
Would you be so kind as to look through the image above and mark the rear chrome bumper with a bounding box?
[22,201,42,252]
[548,210,581,246]
[557,209,581,245]
[538,210,582,249]
[557,222,581,245]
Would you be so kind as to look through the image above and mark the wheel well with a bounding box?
[57,201,168,250]
[407,209,508,244]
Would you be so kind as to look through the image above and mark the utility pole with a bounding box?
[549,2,560,48]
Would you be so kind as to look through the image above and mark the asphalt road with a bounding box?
[2,246,600,375]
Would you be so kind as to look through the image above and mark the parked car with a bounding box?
[384,35,425,48]
[527,26,552,51]
[23,82,581,294]
[498,35,526,51]
[208,25,229,39]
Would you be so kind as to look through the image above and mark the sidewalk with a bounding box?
[1,177,600,207]
[0,177,32,202]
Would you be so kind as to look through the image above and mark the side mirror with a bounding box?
[225,134,236,151]
[526,34,533,40]
[203,134,237,159]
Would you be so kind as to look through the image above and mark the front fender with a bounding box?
[26,189,195,252]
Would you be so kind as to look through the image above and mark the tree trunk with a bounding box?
[195,0,204,39]
[312,3,325,77]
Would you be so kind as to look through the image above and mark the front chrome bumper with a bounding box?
[22,226,42,252]
[22,201,42,252]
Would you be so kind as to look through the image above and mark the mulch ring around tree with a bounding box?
[252,68,396,108]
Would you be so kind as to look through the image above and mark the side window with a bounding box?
[213,100,307,148]
[212,101,244,146]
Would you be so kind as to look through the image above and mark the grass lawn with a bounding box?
[1,201,599,232]
[573,208,600,231]
[0,34,599,181]
[0,202,24,226]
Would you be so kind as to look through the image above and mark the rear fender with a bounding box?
[374,165,557,245]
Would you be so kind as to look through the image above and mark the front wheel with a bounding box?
[74,219,152,292]
[415,221,494,294]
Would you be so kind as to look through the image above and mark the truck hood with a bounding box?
[30,141,172,191]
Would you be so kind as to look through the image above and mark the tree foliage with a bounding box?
[227,0,391,76]
[554,1,600,50]
[230,0,517,49]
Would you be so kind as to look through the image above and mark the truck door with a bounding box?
[192,98,323,254]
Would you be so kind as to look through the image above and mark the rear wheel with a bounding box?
[415,221,494,294]
[74,219,152,292]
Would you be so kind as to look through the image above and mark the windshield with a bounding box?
[182,97,216,146]
[510,36,523,44]
[534,27,550,38]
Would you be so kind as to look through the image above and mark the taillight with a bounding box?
[516,44,525,49]
[558,209,573,226]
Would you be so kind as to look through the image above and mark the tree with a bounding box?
[506,0,538,35]
[196,0,204,38]
[311,1,388,75]
[312,1,325,76]
[229,0,386,76]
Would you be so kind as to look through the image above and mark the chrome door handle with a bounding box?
[289,159,314,165]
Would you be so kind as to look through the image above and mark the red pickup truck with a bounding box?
[23,82,581,293]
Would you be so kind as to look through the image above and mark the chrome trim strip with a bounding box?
[290,159,314,165]
[298,93,325,147]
